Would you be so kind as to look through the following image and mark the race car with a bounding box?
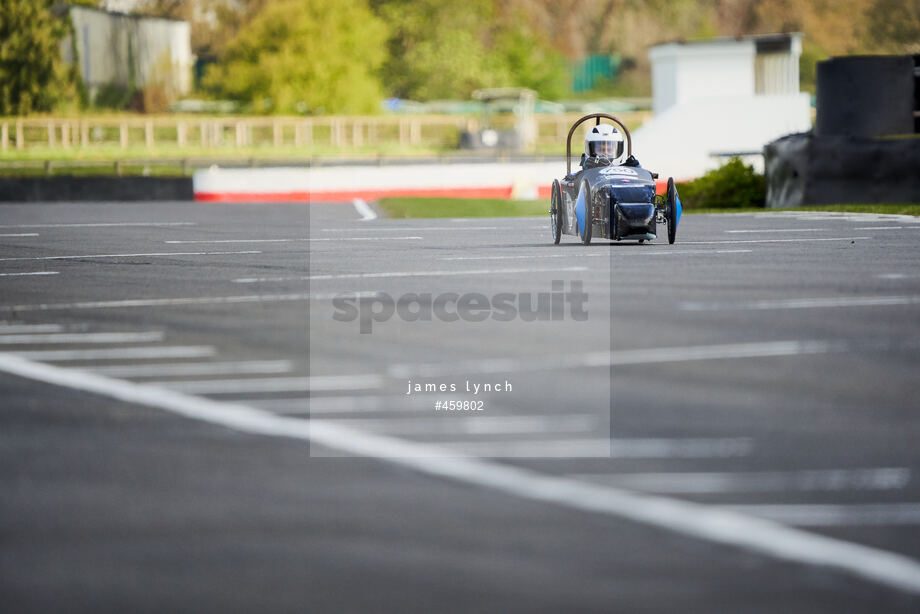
[550,113,681,245]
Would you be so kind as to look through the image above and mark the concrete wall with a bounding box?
[62,6,193,101]
[192,162,566,202]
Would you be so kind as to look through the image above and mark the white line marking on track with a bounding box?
[724,503,920,527]
[0,233,40,237]
[352,198,378,221]
[570,468,911,494]
[301,375,385,393]
[0,271,59,277]
[235,266,589,283]
[666,249,755,254]
[86,360,293,378]
[12,346,215,361]
[753,212,920,223]
[877,273,914,280]
[679,236,870,245]
[387,340,840,378]
[246,398,308,413]
[429,437,753,459]
[724,228,826,233]
[304,265,589,280]
[164,239,304,244]
[0,293,358,312]
[0,331,163,345]
[150,374,382,394]
[229,276,311,283]
[1,353,919,595]
[0,292,381,313]
[326,414,600,436]
[0,324,66,334]
[163,237,420,243]
[681,295,920,311]
[0,222,196,228]
[254,395,434,414]
[438,253,601,261]
[0,251,262,262]
[320,226,500,232]
[609,340,842,365]
[853,226,904,230]
[308,397,439,414]
[438,249,752,261]
[309,236,423,241]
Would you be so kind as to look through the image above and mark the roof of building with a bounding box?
[650,32,803,50]
[59,3,188,24]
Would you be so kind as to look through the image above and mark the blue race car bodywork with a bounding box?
[551,113,681,246]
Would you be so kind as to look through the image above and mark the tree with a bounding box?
[864,0,920,53]
[130,0,271,57]
[493,25,569,100]
[0,0,82,115]
[376,0,500,100]
[203,0,388,114]
[374,0,568,101]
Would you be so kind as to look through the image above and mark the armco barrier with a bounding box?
[0,176,194,202]
[192,163,668,203]
[0,164,668,203]
[193,162,563,203]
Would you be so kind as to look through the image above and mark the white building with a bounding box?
[649,34,803,115]
[61,5,194,103]
[636,33,810,179]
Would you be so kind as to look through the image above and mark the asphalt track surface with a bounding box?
[1,200,919,613]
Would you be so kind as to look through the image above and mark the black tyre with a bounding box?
[550,180,562,244]
[666,177,678,245]
[580,180,593,245]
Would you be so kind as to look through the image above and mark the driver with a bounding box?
[580,124,641,170]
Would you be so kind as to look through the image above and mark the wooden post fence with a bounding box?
[0,113,626,153]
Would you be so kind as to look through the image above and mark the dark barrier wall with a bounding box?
[765,133,920,207]
[0,176,194,202]
[815,55,915,137]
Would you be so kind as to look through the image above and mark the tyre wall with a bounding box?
[815,55,916,138]
[765,133,920,207]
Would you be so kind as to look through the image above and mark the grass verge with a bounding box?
[378,197,547,218]
[0,163,188,177]
[686,204,920,216]
[378,198,920,219]
[786,204,920,216]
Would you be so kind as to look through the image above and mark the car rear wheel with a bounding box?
[666,177,679,245]
[579,180,593,245]
[550,180,562,244]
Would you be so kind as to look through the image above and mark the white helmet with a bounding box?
[584,124,626,165]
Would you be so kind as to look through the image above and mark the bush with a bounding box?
[677,158,766,209]
[130,84,169,114]
[93,82,134,110]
